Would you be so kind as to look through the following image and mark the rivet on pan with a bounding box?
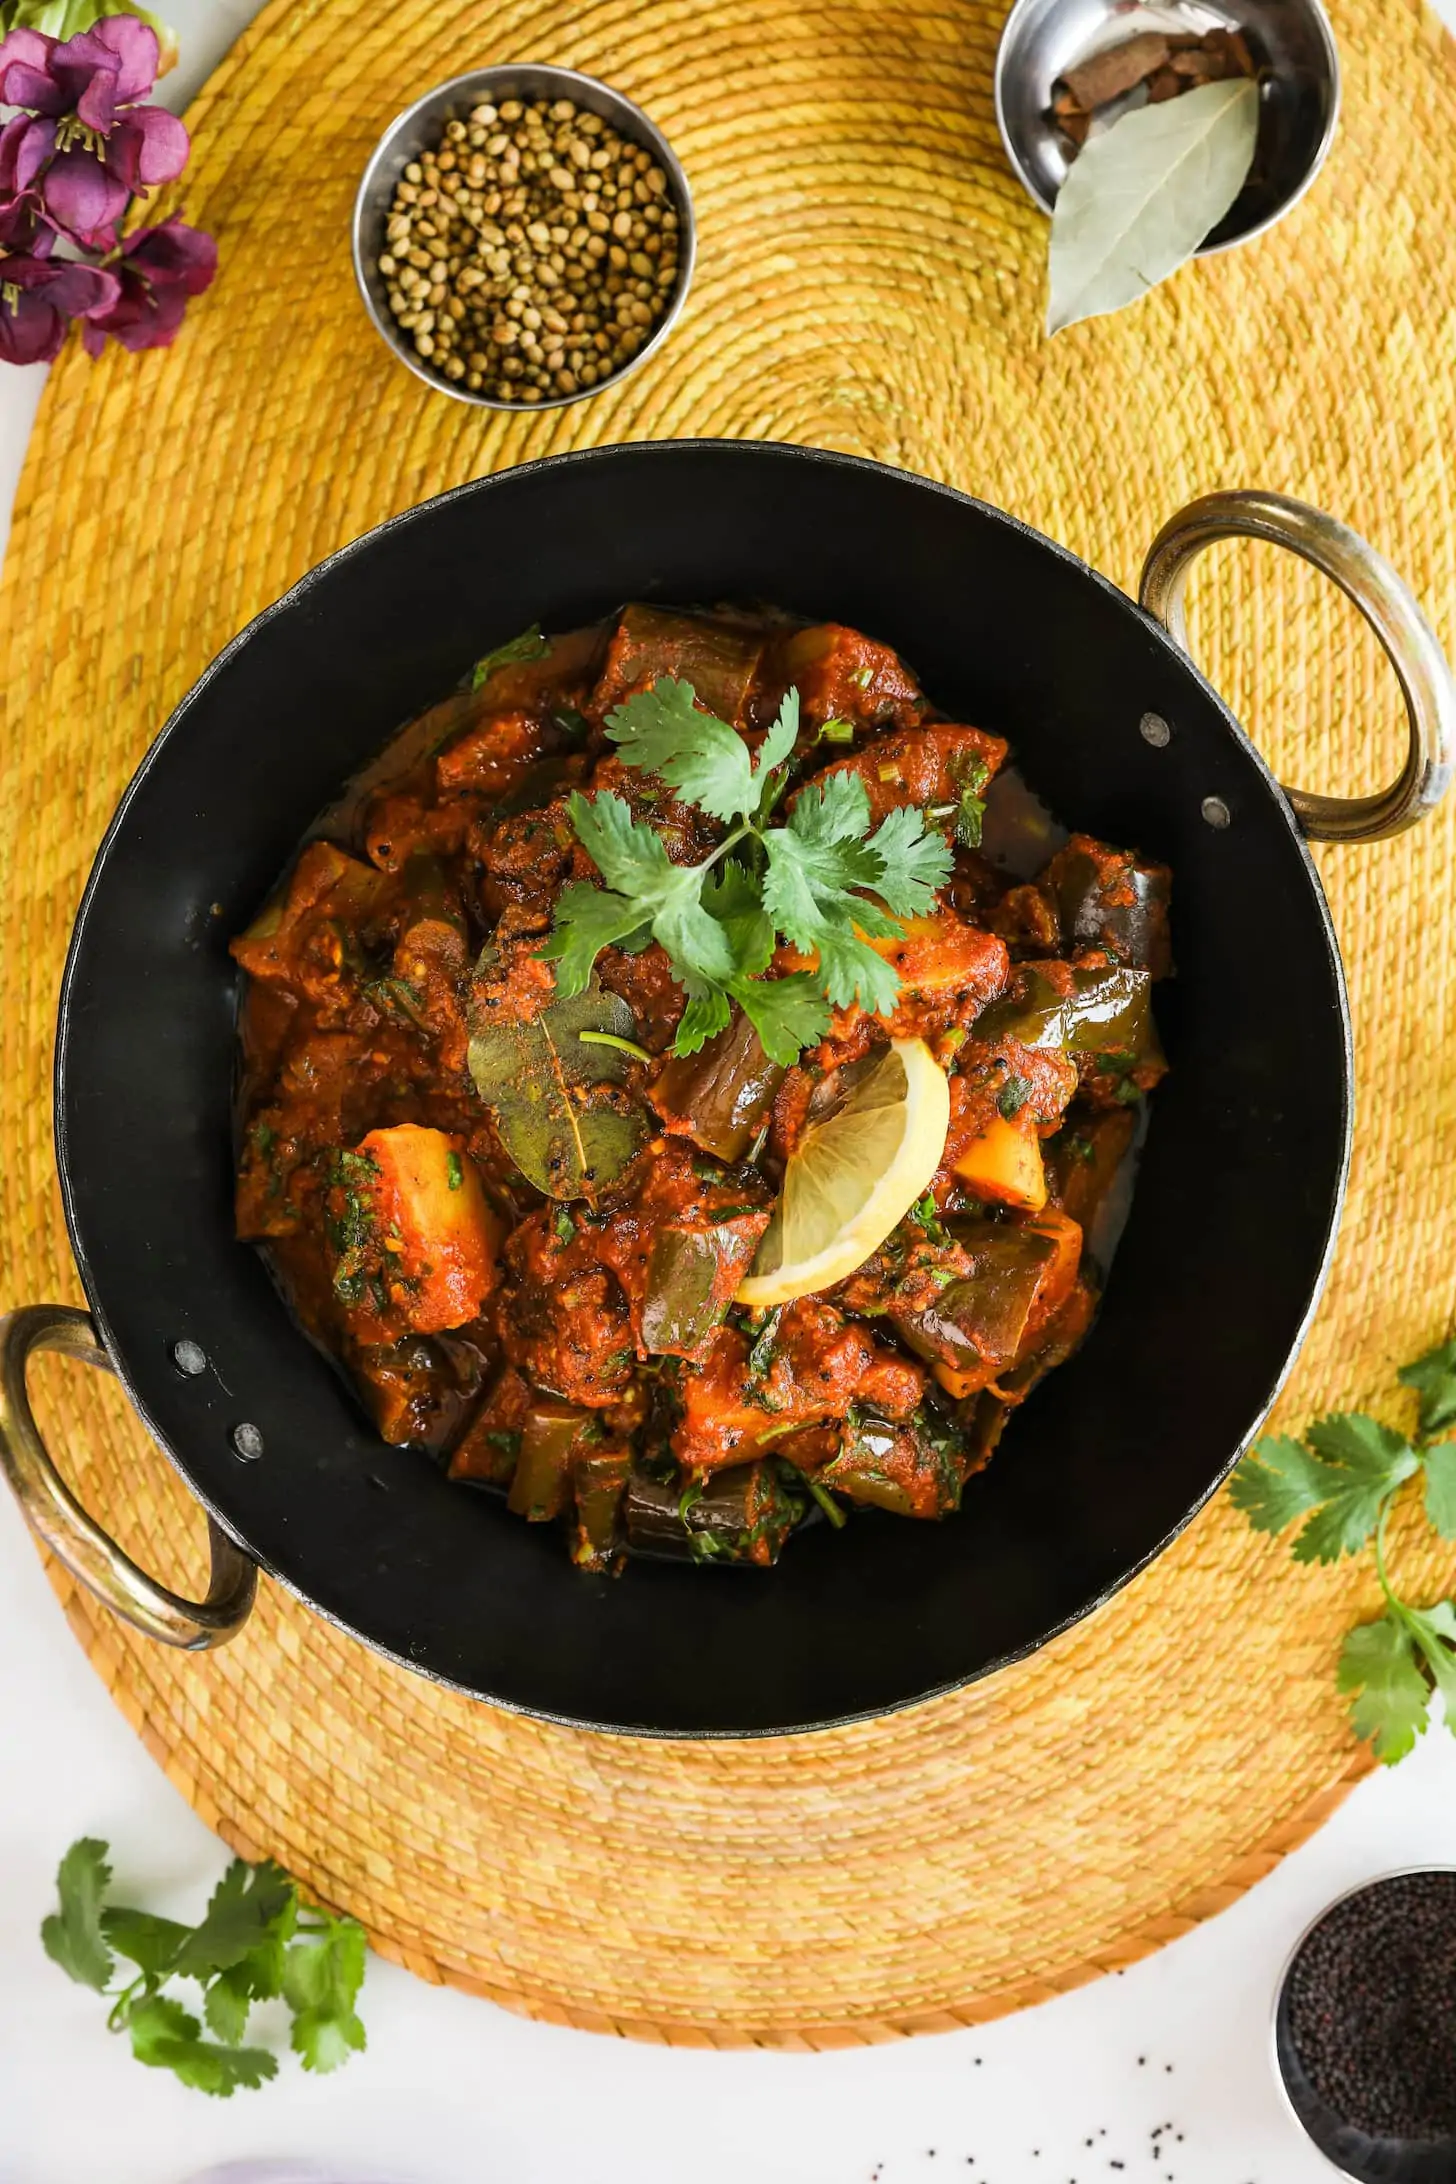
[1201,795,1232,829]
[231,1422,265,1462]
[171,1339,207,1377]
[1140,711,1171,748]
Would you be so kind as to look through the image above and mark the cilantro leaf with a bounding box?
[1338,1612,1431,1763]
[42,1839,114,1992]
[674,982,733,1055]
[865,804,953,918]
[1407,1598,1456,1724]
[1296,1416,1420,1562]
[763,785,900,1012]
[754,688,801,789]
[731,973,833,1068]
[538,881,646,996]
[813,926,901,1015]
[566,787,680,899]
[701,861,774,977]
[1229,1416,1417,1564]
[472,624,548,690]
[950,754,990,849]
[204,1961,259,2044]
[1423,1442,1456,1540]
[171,1859,295,1980]
[126,1992,278,2096]
[283,1910,368,2074]
[550,678,955,1060]
[606,678,792,825]
[1400,1337,1456,1439]
[102,1906,189,1981]
[1228,1435,1333,1534]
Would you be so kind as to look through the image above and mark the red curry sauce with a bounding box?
[232,606,1170,1571]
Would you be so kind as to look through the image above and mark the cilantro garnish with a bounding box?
[908,1190,948,1244]
[951,754,990,850]
[471,623,549,689]
[541,678,953,1066]
[42,1841,367,2095]
[997,1074,1032,1120]
[1231,1339,1456,1763]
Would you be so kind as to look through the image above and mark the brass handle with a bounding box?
[0,1304,256,1649]
[1139,489,1456,842]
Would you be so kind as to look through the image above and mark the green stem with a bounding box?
[1373,1489,1414,1629]
[577,1030,653,1064]
[800,1470,847,1529]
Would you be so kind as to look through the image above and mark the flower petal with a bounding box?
[124,103,189,186]
[1,58,71,116]
[40,144,128,247]
[91,14,159,104]
[14,116,56,194]
[123,214,218,294]
[0,290,66,365]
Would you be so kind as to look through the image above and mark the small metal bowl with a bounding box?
[1271,1867,1456,2182]
[351,64,696,410]
[994,0,1340,254]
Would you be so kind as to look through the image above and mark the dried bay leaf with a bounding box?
[467,964,648,1199]
[1046,76,1259,335]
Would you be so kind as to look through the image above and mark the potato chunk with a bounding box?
[329,1125,502,1336]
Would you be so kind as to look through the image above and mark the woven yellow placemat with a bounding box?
[2,0,1455,2044]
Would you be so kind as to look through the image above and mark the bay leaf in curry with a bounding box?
[467,961,648,1199]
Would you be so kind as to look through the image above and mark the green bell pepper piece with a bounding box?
[974,964,1157,1060]
[507,1398,598,1521]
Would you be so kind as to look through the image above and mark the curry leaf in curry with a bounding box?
[1232,1344,1456,1764]
[42,1840,367,2094]
[545,676,952,1063]
[467,965,649,1200]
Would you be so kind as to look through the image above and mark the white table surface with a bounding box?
[5,5,1456,2178]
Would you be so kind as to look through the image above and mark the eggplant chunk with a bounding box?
[1043,834,1172,977]
[820,1410,965,1518]
[624,1460,803,1566]
[893,1212,1082,1399]
[592,604,766,727]
[650,1008,784,1163]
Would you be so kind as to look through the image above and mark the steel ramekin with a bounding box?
[1270,1865,1456,2181]
[351,64,696,411]
[994,0,1341,256]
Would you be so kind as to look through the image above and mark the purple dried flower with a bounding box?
[80,213,215,354]
[0,251,120,364]
[0,18,189,249]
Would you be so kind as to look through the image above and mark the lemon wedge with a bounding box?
[736,1037,951,1308]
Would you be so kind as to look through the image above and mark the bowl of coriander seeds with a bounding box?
[351,64,695,407]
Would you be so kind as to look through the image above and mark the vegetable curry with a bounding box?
[232,605,1170,1571]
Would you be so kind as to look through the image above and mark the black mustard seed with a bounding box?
[1285,1870,1456,2142]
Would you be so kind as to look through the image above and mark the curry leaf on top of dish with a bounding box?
[231,603,1171,1573]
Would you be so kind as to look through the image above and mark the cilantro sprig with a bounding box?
[540,678,953,1066]
[1231,1338,1456,1763]
[41,1840,367,2094]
